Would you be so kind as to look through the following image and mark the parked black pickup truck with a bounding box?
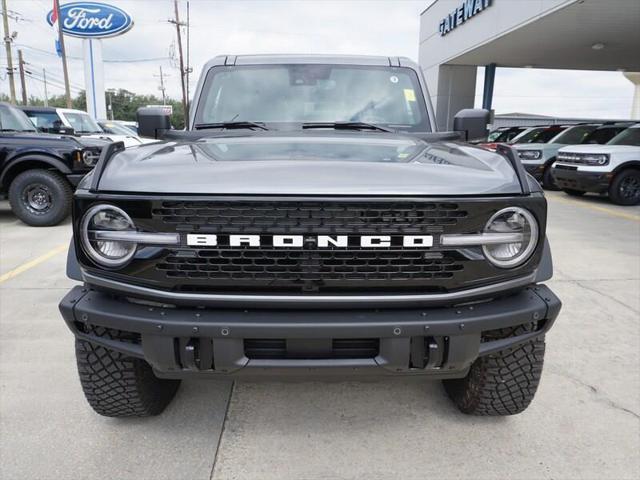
[59,55,561,418]
[0,102,107,226]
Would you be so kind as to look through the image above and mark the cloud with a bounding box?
[1,0,635,119]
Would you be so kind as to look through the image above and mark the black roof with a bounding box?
[19,106,58,113]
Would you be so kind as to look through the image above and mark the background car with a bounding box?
[553,123,640,205]
[21,107,144,148]
[513,123,632,189]
[98,120,155,144]
[0,102,107,226]
[478,126,527,150]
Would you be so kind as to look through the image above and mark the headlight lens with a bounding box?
[482,207,539,268]
[582,153,609,165]
[81,148,101,167]
[80,204,136,267]
[556,152,609,166]
[518,150,542,160]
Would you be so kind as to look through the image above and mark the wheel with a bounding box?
[542,166,560,190]
[563,188,585,197]
[443,324,545,416]
[8,169,72,226]
[75,326,181,417]
[609,169,640,206]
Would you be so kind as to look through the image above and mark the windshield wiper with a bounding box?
[194,121,269,131]
[302,121,394,133]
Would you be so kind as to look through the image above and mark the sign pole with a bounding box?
[82,38,106,119]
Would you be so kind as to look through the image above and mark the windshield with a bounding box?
[486,130,505,142]
[582,127,627,144]
[23,111,63,130]
[608,127,640,146]
[0,104,36,132]
[62,112,102,133]
[550,125,597,145]
[99,122,135,136]
[516,127,565,144]
[194,64,430,132]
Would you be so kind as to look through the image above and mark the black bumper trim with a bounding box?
[60,284,561,378]
[81,269,538,309]
[552,167,610,193]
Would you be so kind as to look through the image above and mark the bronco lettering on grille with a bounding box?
[185,234,434,248]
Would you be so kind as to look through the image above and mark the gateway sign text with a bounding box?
[439,0,492,36]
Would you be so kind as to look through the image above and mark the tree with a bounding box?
[2,90,185,129]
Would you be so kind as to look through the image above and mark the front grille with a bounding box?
[79,197,544,296]
[244,338,380,359]
[153,201,468,234]
[157,249,463,291]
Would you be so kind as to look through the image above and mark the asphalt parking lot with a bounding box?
[1,191,638,480]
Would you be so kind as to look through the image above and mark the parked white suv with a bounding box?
[514,123,631,189]
[552,124,640,205]
[21,107,145,148]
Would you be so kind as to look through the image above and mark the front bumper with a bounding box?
[552,165,610,193]
[59,284,561,379]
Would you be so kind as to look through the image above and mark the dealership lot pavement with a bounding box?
[1,192,639,480]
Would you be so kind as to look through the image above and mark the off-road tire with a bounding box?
[75,327,181,417]
[609,169,640,206]
[563,188,585,197]
[8,169,72,226]
[443,325,545,416]
[542,165,559,190]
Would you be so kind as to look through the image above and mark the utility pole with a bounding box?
[170,0,189,128]
[156,65,167,104]
[17,48,26,104]
[43,68,49,107]
[54,0,72,107]
[2,0,16,103]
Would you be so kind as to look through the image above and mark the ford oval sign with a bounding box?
[47,2,133,38]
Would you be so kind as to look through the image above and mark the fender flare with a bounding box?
[611,160,640,176]
[534,238,553,283]
[0,153,72,188]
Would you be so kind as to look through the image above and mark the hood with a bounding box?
[7,131,84,147]
[514,143,561,152]
[97,131,522,195]
[80,133,143,147]
[557,144,640,154]
[74,136,112,148]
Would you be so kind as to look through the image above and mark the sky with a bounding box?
[0,0,636,119]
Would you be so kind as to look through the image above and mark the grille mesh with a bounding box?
[157,249,463,283]
[153,201,468,234]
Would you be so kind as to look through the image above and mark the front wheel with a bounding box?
[443,325,545,416]
[75,327,181,417]
[609,169,640,206]
[8,169,72,226]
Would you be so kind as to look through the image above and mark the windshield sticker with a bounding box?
[404,89,416,102]
[389,75,399,84]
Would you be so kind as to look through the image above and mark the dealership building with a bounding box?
[419,0,640,130]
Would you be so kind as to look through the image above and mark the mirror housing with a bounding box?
[453,109,491,142]
[137,107,172,139]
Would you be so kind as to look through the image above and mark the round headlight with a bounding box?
[482,207,538,268]
[80,204,136,268]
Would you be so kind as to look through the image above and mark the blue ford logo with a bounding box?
[47,2,133,38]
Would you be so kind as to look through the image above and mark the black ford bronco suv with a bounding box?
[59,55,561,417]
[0,102,107,226]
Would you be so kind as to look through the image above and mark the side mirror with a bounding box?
[137,107,171,139]
[453,109,491,142]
